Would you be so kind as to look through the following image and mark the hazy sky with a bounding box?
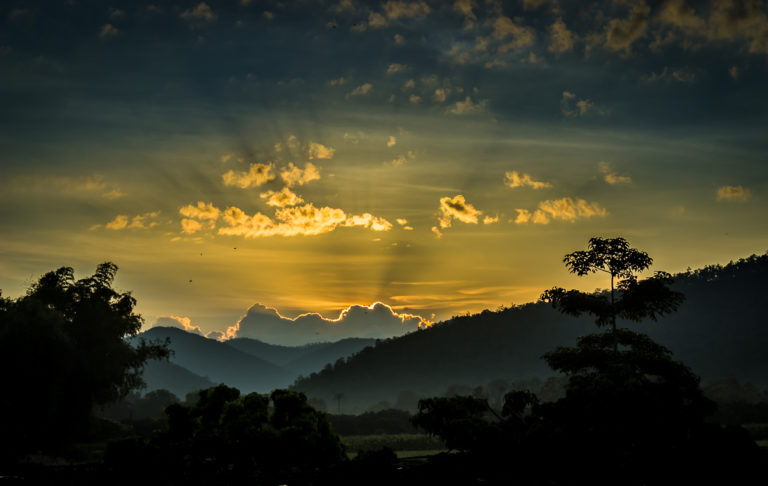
[2,0,767,342]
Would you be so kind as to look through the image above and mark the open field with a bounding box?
[341,434,445,454]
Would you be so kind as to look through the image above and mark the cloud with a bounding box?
[513,209,532,224]
[438,194,482,229]
[101,189,125,200]
[409,94,422,104]
[386,63,409,74]
[180,2,216,22]
[447,96,486,115]
[386,136,397,148]
[382,1,430,20]
[217,203,392,238]
[105,211,161,230]
[222,163,275,188]
[716,185,751,202]
[180,201,220,220]
[280,162,321,187]
[504,171,552,190]
[604,3,649,52]
[642,67,697,84]
[483,215,499,224]
[181,219,204,234]
[307,142,335,160]
[431,226,443,238]
[548,17,575,54]
[454,0,476,29]
[155,316,204,336]
[396,218,408,225]
[222,302,431,346]
[344,213,393,231]
[492,16,536,50]
[260,188,304,207]
[394,33,406,45]
[515,198,607,225]
[433,88,449,103]
[402,79,416,90]
[347,83,373,98]
[561,91,598,117]
[329,76,347,86]
[599,162,631,185]
[99,24,119,39]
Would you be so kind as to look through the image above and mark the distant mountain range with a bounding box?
[292,254,768,412]
[134,327,375,396]
[135,254,768,413]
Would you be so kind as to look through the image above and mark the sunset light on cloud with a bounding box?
[1,0,767,344]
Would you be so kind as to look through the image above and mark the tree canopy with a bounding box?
[541,237,685,332]
[0,262,170,461]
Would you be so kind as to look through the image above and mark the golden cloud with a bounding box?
[438,194,482,229]
[492,16,536,50]
[383,0,430,20]
[105,211,161,230]
[260,188,304,207]
[516,197,608,224]
[179,201,220,220]
[280,162,321,187]
[716,185,751,202]
[216,203,392,238]
[504,171,552,190]
[347,83,373,97]
[548,17,575,54]
[307,142,335,160]
[448,96,487,114]
[599,162,632,185]
[181,218,204,234]
[386,63,409,74]
[513,209,532,224]
[222,163,275,188]
[387,135,397,147]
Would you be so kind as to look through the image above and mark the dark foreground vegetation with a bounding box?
[1,239,767,484]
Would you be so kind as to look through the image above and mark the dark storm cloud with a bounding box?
[1,0,767,148]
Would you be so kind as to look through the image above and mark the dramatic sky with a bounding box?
[1,0,767,344]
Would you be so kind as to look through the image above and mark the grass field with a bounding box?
[341,434,445,454]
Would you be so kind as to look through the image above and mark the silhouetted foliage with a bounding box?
[407,242,767,485]
[0,263,170,463]
[105,385,347,485]
[541,237,685,334]
[328,408,417,435]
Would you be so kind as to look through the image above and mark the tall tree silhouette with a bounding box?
[0,263,170,462]
[540,237,684,349]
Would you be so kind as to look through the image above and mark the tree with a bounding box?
[106,385,347,485]
[540,237,684,349]
[0,263,170,461]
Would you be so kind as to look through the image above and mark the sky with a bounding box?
[1,0,767,345]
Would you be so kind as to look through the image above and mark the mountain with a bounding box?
[282,338,376,376]
[225,338,327,367]
[140,359,215,399]
[292,254,768,412]
[135,327,295,393]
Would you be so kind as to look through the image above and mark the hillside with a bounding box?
[140,359,215,399]
[292,254,768,412]
[136,327,295,393]
[225,338,327,367]
[136,330,376,396]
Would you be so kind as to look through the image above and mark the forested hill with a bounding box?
[292,253,768,411]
